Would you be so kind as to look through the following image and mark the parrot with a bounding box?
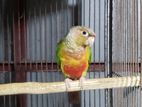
[56,26,96,104]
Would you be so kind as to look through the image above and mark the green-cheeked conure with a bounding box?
[56,26,96,104]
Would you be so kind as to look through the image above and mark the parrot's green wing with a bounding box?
[86,46,92,63]
[56,40,64,66]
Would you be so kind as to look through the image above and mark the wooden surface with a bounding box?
[0,76,140,96]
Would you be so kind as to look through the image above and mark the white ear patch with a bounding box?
[85,37,95,47]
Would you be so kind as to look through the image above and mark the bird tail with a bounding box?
[68,91,81,104]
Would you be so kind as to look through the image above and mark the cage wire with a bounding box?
[0,0,141,107]
[111,0,141,107]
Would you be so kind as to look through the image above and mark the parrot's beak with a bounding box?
[89,34,96,38]
[85,35,95,47]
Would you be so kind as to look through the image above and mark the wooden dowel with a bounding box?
[0,76,140,96]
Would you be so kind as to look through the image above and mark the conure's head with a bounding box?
[66,26,96,48]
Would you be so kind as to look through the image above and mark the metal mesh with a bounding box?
[111,0,141,107]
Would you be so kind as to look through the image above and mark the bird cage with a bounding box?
[0,0,141,107]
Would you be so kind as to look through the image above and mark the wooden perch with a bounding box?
[0,76,140,96]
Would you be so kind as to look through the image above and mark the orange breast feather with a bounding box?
[60,50,89,79]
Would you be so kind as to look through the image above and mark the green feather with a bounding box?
[86,46,92,63]
[56,40,64,66]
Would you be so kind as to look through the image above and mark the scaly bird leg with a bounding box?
[79,77,86,90]
[65,78,72,91]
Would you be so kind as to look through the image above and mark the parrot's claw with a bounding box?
[65,78,72,91]
[79,77,86,90]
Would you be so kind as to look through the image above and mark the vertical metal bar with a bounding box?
[1,13,4,72]
[36,13,38,105]
[43,4,47,107]
[127,0,130,106]
[135,0,139,105]
[108,0,113,107]
[117,0,121,106]
[64,1,67,33]
[135,1,139,104]
[83,0,85,26]
[123,0,127,106]
[55,1,58,65]
[4,15,8,63]
[121,1,124,105]
[104,0,109,106]
[44,6,48,72]
[77,0,81,25]
[88,0,91,107]
[39,7,44,107]
[108,0,113,78]
[136,1,139,106]
[94,0,96,41]
[18,8,22,107]
[6,13,11,107]
[72,0,75,26]
[23,7,27,71]
[124,0,126,78]
[122,0,124,77]
[133,0,135,105]
[65,0,71,106]
[140,0,142,106]
[28,10,32,71]
[39,7,42,71]
[126,1,129,106]
[55,2,58,101]
[99,0,102,106]
[60,1,64,37]
[50,2,55,105]
[88,0,91,28]
[136,1,139,105]
[66,0,69,30]
[13,0,27,107]
[9,72,12,107]
[50,4,53,69]
[103,1,106,107]
[55,1,59,83]
[7,15,10,66]
[42,5,45,81]
[12,10,17,107]
[137,0,141,107]
[1,8,6,107]
[34,7,38,71]
[82,0,85,105]
[130,0,133,105]
[18,7,21,67]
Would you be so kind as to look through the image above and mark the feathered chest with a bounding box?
[60,48,89,79]
[60,46,88,61]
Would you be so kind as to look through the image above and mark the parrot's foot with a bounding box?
[65,78,72,91]
[79,77,86,90]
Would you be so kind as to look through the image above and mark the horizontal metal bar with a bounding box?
[0,62,105,72]
[112,63,141,72]
[0,62,140,72]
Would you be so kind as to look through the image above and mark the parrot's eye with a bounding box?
[82,31,88,37]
